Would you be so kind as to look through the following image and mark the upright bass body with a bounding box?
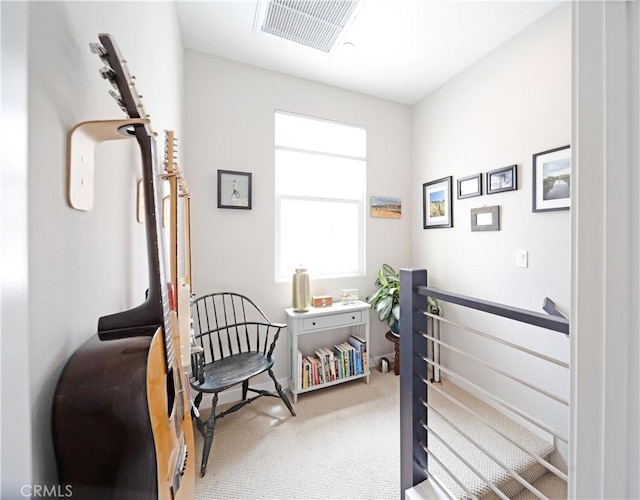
[53,329,195,499]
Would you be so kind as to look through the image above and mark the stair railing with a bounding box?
[399,268,570,499]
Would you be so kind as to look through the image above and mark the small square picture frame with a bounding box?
[471,205,500,231]
[217,169,252,210]
[486,164,517,195]
[457,173,482,199]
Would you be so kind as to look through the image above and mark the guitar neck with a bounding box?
[164,130,194,371]
[182,190,192,290]
[98,127,167,340]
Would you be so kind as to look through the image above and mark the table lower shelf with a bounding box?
[290,371,370,403]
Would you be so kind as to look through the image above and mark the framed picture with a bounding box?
[532,145,571,212]
[457,173,482,199]
[471,205,500,231]
[217,170,252,209]
[371,196,401,218]
[423,176,453,229]
[486,164,517,194]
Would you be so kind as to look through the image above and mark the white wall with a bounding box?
[571,2,640,498]
[1,3,32,496]
[410,3,571,464]
[184,51,412,391]
[2,1,184,493]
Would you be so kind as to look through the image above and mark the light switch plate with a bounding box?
[516,250,528,268]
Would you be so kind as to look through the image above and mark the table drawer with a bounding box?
[303,311,363,331]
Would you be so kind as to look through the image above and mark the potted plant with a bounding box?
[367,264,442,336]
[367,264,401,334]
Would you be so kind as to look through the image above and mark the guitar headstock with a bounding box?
[164,130,177,176]
[90,34,152,134]
[163,131,190,198]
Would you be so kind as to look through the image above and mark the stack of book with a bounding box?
[297,335,368,390]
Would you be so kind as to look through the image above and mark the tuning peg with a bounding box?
[108,90,126,112]
[99,67,116,81]
[89,42,106,55]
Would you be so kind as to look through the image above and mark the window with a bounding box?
[275,111,366,281]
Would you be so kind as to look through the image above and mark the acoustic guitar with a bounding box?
[52,34,195,499]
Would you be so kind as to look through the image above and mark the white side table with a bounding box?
[286,300,371,403]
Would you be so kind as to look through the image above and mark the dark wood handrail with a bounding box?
[416,286,570,336]
[543,297,568,320]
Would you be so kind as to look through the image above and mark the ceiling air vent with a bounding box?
[254,0,363,54]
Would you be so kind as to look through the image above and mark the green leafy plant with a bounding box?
[368,264,401,334]
[367,264,443,335]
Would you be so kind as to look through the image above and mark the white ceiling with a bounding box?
[177,0,562,106]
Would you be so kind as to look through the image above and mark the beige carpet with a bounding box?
[193,369,401,500]
[426,381,563,499]
[192,371,566,500]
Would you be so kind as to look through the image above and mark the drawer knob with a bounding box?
[352,316,355,320]
[312,321,316,325]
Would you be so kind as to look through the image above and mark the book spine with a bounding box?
[340,343,350,377]
[303,358,309,388]
[350,335,368,373]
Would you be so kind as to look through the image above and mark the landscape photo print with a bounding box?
[423,176,453,229]
[533,145,571,212]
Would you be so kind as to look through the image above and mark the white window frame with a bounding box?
[274,112,366,281]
